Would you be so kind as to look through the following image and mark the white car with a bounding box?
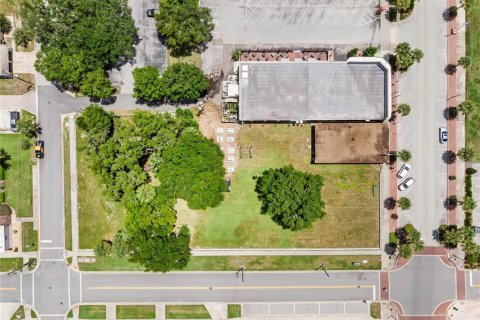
[397,163,411,179]
[398,177,415,191]
[439,127,448,144]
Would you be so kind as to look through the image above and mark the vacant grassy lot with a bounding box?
[77,127,126,249]
[165,305,211,319]
[116,305,155,319]
[79,254,381,271]
[0,133,33,217]
[0,74,35,95]
[465,0,480,159]
[22,222,37,252]
[179,125,380,249]
[64,120,72,250]
[0,258,23,272]
[79,305,106,319]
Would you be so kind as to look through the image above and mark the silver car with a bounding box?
[397,163,411,179]
[439,127,447,144]
[398,177,415,191]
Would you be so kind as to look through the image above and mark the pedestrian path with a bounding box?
[191,248,382,256]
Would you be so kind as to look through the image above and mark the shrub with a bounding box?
[0,13,11,34]
[232,49,241,61]
[448,6,458,19]
[398,244,412,258]
[465,174,472,196]
[448,175,456,180]
[448,107,458,119]
[389,232,398,246]
[363,45,377,57]
[347,48,359,58]
[466,168,477,175]
[94,240,112,257]
[21,138,32,150]
[0,204,11,215]
[13,26,34,48]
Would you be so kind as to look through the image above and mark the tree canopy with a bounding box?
[133,63,209,104]
[26,0,136,96]
[153,131,226,209]
[395,42,423,71]
[255,165,325,231]
[155,0,214,56]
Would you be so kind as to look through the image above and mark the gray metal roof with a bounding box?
[238,61,387,121]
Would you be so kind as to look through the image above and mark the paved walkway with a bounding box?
[0,91,37,115]
[389,71,399,232]
[68,115,79,256]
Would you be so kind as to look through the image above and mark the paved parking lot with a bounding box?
[109,0,167,94]
[202,0,380,46]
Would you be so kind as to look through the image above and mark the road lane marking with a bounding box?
[20,274,22,302]
[80,272,83,303]
[32,271,35,307]
[40,239,52,243]
[0,287,16,291]
[40,259,65,262]
[87,285,374,291]
[68,266,71,307]
[41,247,63,250]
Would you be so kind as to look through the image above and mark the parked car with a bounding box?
[398,177,415,191]
[35,140,44,159]
[439,127,447,144]
[10,111,19,132]
[146,9,157,17]
[397,163,411,179]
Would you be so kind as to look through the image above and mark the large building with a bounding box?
[238,57,391,122]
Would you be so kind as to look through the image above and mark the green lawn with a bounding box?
[77,126,126,249]
[78,256,143,272]
[165,305,211,319]
[116,305,155,319]
[22,222,38,252]
[79,255,381,272]
[167,50,202,68]
[63,119,72,250]
[0,133,33,217]
[465,0,480,159]
[370,302,381,319]
[31,309,38,318]
[79,305,106,319]
[227,305,241,319]
[179,125,380,249]
[0,258,23,272]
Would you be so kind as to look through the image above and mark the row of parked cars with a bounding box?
[397,127,448,191]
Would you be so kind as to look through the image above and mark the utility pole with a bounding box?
[448,93,463,101]
[317,263,330,277]
[235,266,244,284]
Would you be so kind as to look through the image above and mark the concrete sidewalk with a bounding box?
[191,248,382,256]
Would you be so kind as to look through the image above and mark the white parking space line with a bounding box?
[40,239,52,243]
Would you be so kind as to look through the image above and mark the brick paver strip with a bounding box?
[447,0,457,226]
[456,269,466,300]
[433,300,454,316]
[400,316,448,320]
[416,246,448,256]
[380,271,389,301]
[389,72,399,232]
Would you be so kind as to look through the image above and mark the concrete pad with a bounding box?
[345,302,369,315]
[320,302,345,315]
[242,304,269,316]
[294,303,319,315]
[269,303,294,315]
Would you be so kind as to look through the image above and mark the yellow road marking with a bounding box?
[87,285,374,290]
[0,288,16,291]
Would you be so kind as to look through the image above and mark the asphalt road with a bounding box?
[397,0,448,245]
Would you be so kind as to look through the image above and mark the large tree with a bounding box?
[80,69,115,100]
[161,63,209,103]
[27,0,137,95]
[133,67,164,103]
[395,42,423,71]
[255,165,325,231]
[154,131,226,209]
[155,0,214,56]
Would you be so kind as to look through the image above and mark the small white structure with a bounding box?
[0,225,12,253]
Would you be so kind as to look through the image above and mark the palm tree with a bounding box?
[398,149,412,162]
[458,100,477,115]
[397,103,411,116]
[457,56,471,68]
[397,197,412,210]
[462,196,477,211]
[411,49,424,63]
[457,147,476,161]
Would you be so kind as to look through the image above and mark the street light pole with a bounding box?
[447,93,463,101]
[235,266,244,284]
[317,263,330,277]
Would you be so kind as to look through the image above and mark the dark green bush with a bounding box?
[466,168,477,175]
[389,232,398,246]
[448,175,456,180]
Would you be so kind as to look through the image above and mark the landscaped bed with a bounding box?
[465,0,480,160]
[78,305,106,319]
[22,222,38,252]
[178,125,380,249]
[0,133,33,217]
[63,119,72,251]
[116,305,155,319]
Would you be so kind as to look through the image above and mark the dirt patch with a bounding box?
[313,123,389,164]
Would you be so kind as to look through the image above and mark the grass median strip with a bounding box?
[63,119,72,251]
[165,305,211,319]
[116,305,155,319]
[0,258,23,272]
[79,305,106,319]
[79,255,381,272]
[227,305,241,319]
